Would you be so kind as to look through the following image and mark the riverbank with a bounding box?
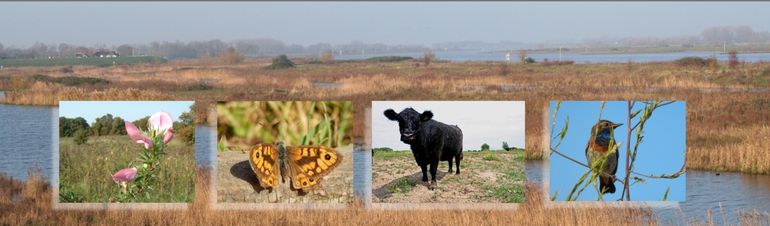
[490,44,770,55]
[0,60,768,175]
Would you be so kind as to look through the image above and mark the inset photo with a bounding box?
[371,101,526,204]
[58,101,196,203]
[549,101,686,202]
[216,101,353,204]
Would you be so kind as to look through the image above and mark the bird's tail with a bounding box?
[600,176,616,194]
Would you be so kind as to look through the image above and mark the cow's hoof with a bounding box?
[455,171,460,175]
[428,181,437,190]
[422,177,429,182]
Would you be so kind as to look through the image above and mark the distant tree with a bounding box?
[267,55,295,69]
[502,142,510,151]
[73,129,89,145]
[320,51,334,63]
[178,110,194,126]
[109,117,126,135]
[518,50,527,63]
[91,114,114,136]
[481,143,490,151]
[423,50,435,66]
[58,43,75,58]
[173,109,196,146]
[524,57,536,64]
[133,116,150,131]
[176,125,195,146]
[60,117,91,137]
[372,147,394,152]
[220,47,244,64]
[59,117,70,137]
[116,44,133,57]
[728,50,739,69]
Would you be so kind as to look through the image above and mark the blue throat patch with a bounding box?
[596,130,612,143]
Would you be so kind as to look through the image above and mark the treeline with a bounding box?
[59,110,195,146]
[0,39,426,60]
[581,26,770,48]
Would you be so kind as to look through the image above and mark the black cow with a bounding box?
[384,108,463,190]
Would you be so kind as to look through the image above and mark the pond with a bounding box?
[526,160,770,224]
[0,104,55,181]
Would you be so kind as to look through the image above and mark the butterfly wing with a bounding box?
[284,146,343,190]
[248,144,280,189]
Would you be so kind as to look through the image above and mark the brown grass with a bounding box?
[2,170,768,225]
[1,60,769,173]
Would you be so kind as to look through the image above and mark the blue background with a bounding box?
[549,101,686,201]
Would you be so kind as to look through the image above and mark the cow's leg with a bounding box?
[447,158,453,173]
[454,154,461,174]
[420,164,429,182]
[428,161,438,190]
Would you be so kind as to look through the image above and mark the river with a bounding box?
[336,50,770,64]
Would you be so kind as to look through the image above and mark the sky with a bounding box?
[371,101,525,151]
[58,101,194,123]
[549,101,686,201]
[1,2,769,47]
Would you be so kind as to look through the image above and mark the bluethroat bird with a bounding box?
[585,119,622,194]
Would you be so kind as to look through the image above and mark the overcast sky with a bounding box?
[371,101,525,151]
[1,2,769,47]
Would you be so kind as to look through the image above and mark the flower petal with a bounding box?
[112,167,137,182]
[125,121,144,142]
[149,111,173,132]
[126,121,153,149]
[163,128,174,144]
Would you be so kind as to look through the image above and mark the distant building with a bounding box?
[92,50,119,58]
[74,49,120,58]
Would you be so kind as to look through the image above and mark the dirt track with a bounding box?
[216,145,353,203]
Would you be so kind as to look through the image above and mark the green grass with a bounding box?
[374,148,526,203]
[59,135,195,203]
[484,160,526,203]
[372,149,412,161]
[217,101,353,148]
[0,56,165,67]
[388,178,416,194]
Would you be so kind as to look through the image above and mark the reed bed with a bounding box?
[1,60,769,173]
[2,170,769,225]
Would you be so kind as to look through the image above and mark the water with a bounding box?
[337,50,770,64]
[194,126,216,169]
[0,104,56,181]
[526,160,770,224]
[525,160,545,185]
[656,170,770,224]
[353,148,372,205]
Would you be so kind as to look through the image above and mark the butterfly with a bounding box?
[248,142,343,191]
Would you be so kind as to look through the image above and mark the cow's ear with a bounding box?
[384,109,399,121]
[420,111,433,121]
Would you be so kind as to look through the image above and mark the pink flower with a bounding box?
[125,121,153,149]
[163,128,174,144]
[111,167,137,183]
[149,111,173,133]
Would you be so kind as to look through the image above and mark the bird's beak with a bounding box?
[612,123,623,129]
